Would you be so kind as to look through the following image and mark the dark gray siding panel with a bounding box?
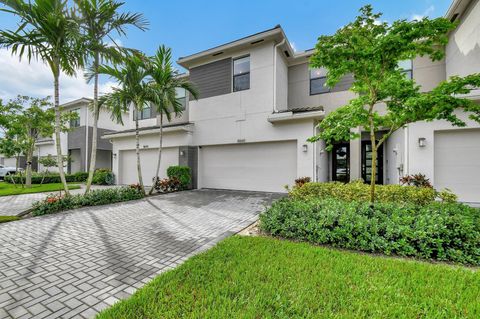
[331,74,354,92]
[190,58,232,99]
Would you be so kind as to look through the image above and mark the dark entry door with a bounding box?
[332,143,350,183]
[362,141,383,184]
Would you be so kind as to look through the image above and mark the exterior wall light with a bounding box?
[113,153,117,158]
[418,137,427,147]
[179,150,185,156]
[302,144,308,152]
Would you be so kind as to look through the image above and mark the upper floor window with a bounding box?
[70,108,80,128]
[134,105,153,120]
[399,60,413,79]
[176,88,186,110]
[233,56,250,92]
[310,68,329,95]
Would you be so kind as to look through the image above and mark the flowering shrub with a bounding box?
[153,177,181,193]
[400,173,433,188]
[32,187,144,216]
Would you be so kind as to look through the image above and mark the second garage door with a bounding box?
[199,141,297,193]
[434,129,480,203]
[119,147,178,186]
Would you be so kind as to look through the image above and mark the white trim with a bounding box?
[268,110,325,123]
[102,124,194,140]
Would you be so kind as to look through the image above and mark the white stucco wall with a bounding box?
[406,110,480,184]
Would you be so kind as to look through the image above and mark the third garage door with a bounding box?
[199,141,297,193]
[434,129,480,203]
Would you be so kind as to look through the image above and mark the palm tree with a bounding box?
[0,0,84,196]
[147,46,198,195]
[74,0,148,194]
[97,52,150,194]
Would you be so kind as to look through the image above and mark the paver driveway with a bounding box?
[0,189,281,319]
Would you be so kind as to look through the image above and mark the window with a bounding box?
[134,106,152,120]
[233,56,250,92]
[399,60,413,79]
[70,108,80,128]
[176,88,186,110]
[310,68,330,95]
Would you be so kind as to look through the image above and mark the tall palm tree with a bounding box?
[147,46,198,195]
[97,52,150,194]
[74,0,148,194]
[0,0,84,195]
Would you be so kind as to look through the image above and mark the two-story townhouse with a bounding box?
[36,97,128,174]
[105,0,480,203]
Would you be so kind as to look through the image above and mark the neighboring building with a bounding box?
[105,0,479,203]
[36,98,128,174]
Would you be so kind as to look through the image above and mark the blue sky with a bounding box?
[0,0,452,102]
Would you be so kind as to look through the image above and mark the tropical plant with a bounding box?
[74,0,148,194]
[308,5,480,204]
[147,45,198,195]
[97,52,151,194]
[0,0,85,195]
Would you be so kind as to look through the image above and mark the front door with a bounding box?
[332,143,350,183]
[362,141,383,184]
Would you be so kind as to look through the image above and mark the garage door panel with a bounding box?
[434,129,480,203]
[200,141,297,193]
[119,148,178,186]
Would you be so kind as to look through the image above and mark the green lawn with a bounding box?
[97,236,480,319]
[0,216,20,223]
[0,182,80,196]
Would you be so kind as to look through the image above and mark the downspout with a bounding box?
[273,39,286,113]
[85,106,89,173]
[404,126,409,179]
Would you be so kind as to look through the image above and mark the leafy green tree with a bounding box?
[308,5,480,204]
[0,0,85,195]
[147,45,198,195]
[97,52,151,194]
[74,0,148,194]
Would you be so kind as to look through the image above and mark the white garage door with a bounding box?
[199,141,297,193]
[434,129,480,203]
[119,147,178,186]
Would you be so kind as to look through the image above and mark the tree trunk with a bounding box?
[149,113,163,195]
[135,113,145,195]
[25,148,33,188]
[368,115,377,205]
[54,71,70,196]
[85,54,100,194]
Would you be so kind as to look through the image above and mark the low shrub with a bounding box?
[400,173,433,188]
[153,177,181,193]
[166,166,191,190]
[32,187,144,216]
[437,188,458,203]
[92,169,115,185]
[73,171,89,182]
[260,198,480,265]
[6,172,88,184]
[289,181,437,206]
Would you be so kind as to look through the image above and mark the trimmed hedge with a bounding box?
[6,172,88,184]
[289,181,437,206]
[167,166,191,190]
[32,187,144,216]
[260,198,480,265]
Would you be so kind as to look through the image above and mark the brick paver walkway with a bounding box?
[0,185,118,216]
[0,190,280,319]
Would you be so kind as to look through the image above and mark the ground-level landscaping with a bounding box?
[0,182,80,196]
[97,236,480,318]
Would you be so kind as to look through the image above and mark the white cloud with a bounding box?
[0,49,117,104]
[410,5,435,21]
